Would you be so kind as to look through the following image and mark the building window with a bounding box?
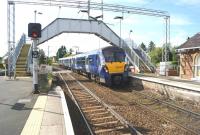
[195,54,200,78]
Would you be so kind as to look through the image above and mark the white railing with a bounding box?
[13,34,26,71]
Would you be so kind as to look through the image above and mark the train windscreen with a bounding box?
[102,47,125,62]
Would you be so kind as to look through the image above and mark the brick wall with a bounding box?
[180,50,200,79]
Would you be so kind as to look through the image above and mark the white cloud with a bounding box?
[170,15,192,26]
[170,30,189,46]
[175,0,200,5]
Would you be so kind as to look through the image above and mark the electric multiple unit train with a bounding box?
[59,46,129,86]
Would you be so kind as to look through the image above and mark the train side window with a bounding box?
[89,58,93,63]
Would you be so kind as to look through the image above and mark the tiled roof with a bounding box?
[178,33,200,50]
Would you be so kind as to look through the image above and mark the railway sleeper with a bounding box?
[83,108,105,113]
[82,105,102,110]
[80,102,101,108]
[73,93,91,98]
[91,116,114,123]
[92,122,126,132]
[94,126,125,134]
[80,99,97,103]
[88,111,110,118]
[72,90,88,94]
[78,97,94,102]
[93,120,119,126]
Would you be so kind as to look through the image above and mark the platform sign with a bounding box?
[32,51,38,58]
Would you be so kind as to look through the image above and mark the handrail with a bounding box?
[125,39,156,72]
[13,34,26,76]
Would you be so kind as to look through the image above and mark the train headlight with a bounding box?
[103,65,109,72]
[124,64,129,71]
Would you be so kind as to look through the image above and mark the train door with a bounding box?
[88,54,98,75]
[86,56,90,73]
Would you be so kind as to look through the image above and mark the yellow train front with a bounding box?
[98,46,129,86]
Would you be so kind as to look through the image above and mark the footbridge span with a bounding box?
[38,18,155,72]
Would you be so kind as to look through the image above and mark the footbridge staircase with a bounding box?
[38,18,155,72]
[13,34,32,77]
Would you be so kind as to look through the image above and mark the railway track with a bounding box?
[59,72,141,135]
[99,84,200,135]
[69,71,200,135]
[124,90,200,135]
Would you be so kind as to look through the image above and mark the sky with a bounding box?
[0,0,200,57]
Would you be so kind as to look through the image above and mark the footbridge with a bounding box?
[38,18,155,72]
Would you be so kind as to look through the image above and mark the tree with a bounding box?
[140,42,147,52]
[162,43,173,61]
[171,47,179,65]
[56,45,67,59]
[149,47,162,65]
[39,49,46,65]
[148,41,156,52]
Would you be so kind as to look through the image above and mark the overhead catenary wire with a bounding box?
[9,0,169,17]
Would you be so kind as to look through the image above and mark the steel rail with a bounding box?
[134,98,199,135]
[112,90,200,135]
[66,72,142,135]
[59,73,94,135]
[134,91,200,119]
[107,89,199,135]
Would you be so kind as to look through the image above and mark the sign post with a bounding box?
[32,39,39,93]
[28,23,41,94]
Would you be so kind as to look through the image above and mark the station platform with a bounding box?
[0,76,74,135]
[130,74,200,102]
[131,74,200,92]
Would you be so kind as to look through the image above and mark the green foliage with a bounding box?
[56,45,67,59]
[148,41,156,52]
[162,43,178,62]
[0,57,2,63]
[0,63,4,69]
[39,49,46,65]
[140,42,147,52]
[47,58,52,65]
[149,47,162,65]
[171,47,179,65]
[47,73,53,80]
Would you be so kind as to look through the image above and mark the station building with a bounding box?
[177,32,200,80]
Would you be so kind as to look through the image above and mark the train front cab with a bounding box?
[101,46,129,86]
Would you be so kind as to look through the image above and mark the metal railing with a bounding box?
[121,40,140,71]
[13,34,26,73]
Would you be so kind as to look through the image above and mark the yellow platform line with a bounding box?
[21,95,47,135]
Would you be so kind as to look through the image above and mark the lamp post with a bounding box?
[114,16,123,48]
[78,10,89,19]
[129,30,133,47]
[34,10,42,23]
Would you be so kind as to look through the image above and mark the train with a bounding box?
[59,46,129,86]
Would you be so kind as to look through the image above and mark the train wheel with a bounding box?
[87,74,91,80]
[95,76,100,84]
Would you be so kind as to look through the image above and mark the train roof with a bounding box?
[59,46,123,60]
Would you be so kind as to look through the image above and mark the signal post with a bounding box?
[28,23,41,94]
